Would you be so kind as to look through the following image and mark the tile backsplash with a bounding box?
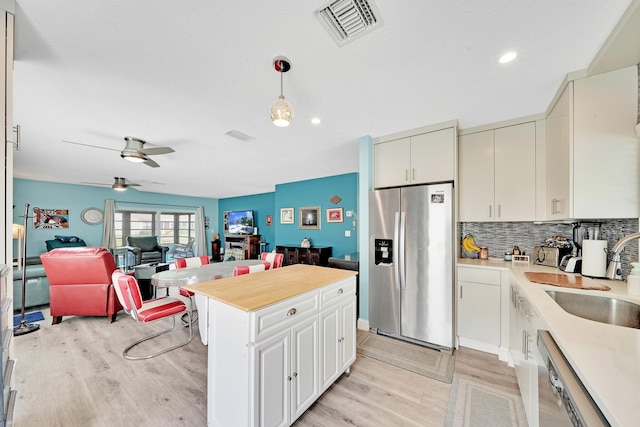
[459,219,639,279]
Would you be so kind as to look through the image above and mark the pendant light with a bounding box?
[269,56,294,127]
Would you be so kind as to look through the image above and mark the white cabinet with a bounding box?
[546,66,638,219]
[374,125,456,188]
[208,275,356,427]
[509,286,540,427]
[457,267,502,354]
[319,280,356,392]
[459,122,536,221]
[253,315,319,427]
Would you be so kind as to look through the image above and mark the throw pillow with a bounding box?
[55,235,80,243]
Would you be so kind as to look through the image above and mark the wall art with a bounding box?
[33,208,70,229]
[299,206,320,230]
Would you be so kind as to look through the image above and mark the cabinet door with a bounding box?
[458,281,500,346]
[573,66,638,219]
[339,298,357,372]
[458,130,495,221]
[254,330,290,427]
[546,83,571,219]
[494,122,536,221]
[374,137,411,188]
[291,316,319,422]
[410,128,456,184]
[319,305,340,392]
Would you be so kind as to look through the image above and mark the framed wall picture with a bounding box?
[326,207,343,223]
[280,208,294,224]
[299,206,321,230]
[33,208,70,229]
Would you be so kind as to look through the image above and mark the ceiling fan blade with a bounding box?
[62,140,121,152]
[126,182,141,187]
[139,146,174,155]
[80,181,110,186]
[143,158,160,168]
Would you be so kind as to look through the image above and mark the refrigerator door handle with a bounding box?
[393,212,401,291]
[399,211,406,290]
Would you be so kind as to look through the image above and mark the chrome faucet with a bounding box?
[605,232,640,280]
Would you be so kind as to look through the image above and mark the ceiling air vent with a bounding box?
[225,130,255,142]
[316,0,383,47]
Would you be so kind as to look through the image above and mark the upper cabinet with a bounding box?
[546,66,638,220]
[459,122,537,222]
[374,123,457,188]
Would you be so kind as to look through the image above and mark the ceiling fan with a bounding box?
[120,137,174,167]
[62,136,175,168]
[81,177,141,191]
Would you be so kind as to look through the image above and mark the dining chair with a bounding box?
[174,256,210,324]
[232,261,270,276]
[111,270,193,360]
[261,251,284,269]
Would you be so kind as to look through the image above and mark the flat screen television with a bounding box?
[225,210,255,235]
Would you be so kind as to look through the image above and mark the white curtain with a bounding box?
[195,206,207,257]
[102,199,116,250]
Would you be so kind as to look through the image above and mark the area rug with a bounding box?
[356,332,455,383]
[13,311,45,327]
[444,377,527,427]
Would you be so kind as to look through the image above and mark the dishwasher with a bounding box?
[536,330,610,427]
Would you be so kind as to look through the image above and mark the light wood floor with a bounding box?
[12,307,521,427]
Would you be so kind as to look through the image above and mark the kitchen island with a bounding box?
[458,258,640,427]
[184,264,358,427]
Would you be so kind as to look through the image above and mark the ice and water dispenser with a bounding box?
[374,239,393,265]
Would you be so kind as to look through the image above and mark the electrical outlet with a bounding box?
[344,230,351,237]
[346,210,353,217]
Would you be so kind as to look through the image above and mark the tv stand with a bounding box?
[224,234,261,260]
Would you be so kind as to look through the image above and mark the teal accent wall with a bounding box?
[218,192,276,251]
[274,173,358,257]
[358,136,373,321]
[13,178,218,258]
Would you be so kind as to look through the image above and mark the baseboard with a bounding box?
[357,317,369,331]
[458,336,499,356]
[498,346,510,363]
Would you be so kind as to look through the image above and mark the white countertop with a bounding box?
[458,258,640,427]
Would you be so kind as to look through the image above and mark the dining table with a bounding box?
[150,259,264,344]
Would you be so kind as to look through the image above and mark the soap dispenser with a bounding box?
[627,262,640,295]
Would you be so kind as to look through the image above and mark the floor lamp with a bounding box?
[14,203,40,336]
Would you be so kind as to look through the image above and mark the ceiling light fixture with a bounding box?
[112,177,128,191]
[499,51,518,64]
[311,117,321,125]
[269,56,294,127]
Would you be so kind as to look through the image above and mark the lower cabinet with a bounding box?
[510,285,544,427]
[319,297,356,391]
[456,266,509,359]
[254,316,319,426]
[208,276,356,427]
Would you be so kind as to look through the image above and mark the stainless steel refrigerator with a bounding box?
[369,183,454,352]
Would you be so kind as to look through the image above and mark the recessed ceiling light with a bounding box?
[311,117,321,125]
[499,51,518,64]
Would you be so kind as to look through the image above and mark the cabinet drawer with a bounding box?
[250,291,319,342]
[457,267,501,285]
[320,277,356,308]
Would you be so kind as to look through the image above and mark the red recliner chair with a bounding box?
[40,247,123,325]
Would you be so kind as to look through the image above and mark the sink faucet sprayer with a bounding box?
[605,232,640,280]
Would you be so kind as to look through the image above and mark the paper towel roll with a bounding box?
[582,240,608,277]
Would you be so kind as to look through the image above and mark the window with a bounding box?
[116,210,195,247]
[159,212,195,246]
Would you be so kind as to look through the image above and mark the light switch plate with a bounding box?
[345,230,351,237]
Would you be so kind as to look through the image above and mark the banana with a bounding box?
[462,234,481,252]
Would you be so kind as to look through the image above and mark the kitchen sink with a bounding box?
[545,290,640,329]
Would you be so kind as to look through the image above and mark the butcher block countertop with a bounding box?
[183,264,357,312]
[458,258,640,427]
